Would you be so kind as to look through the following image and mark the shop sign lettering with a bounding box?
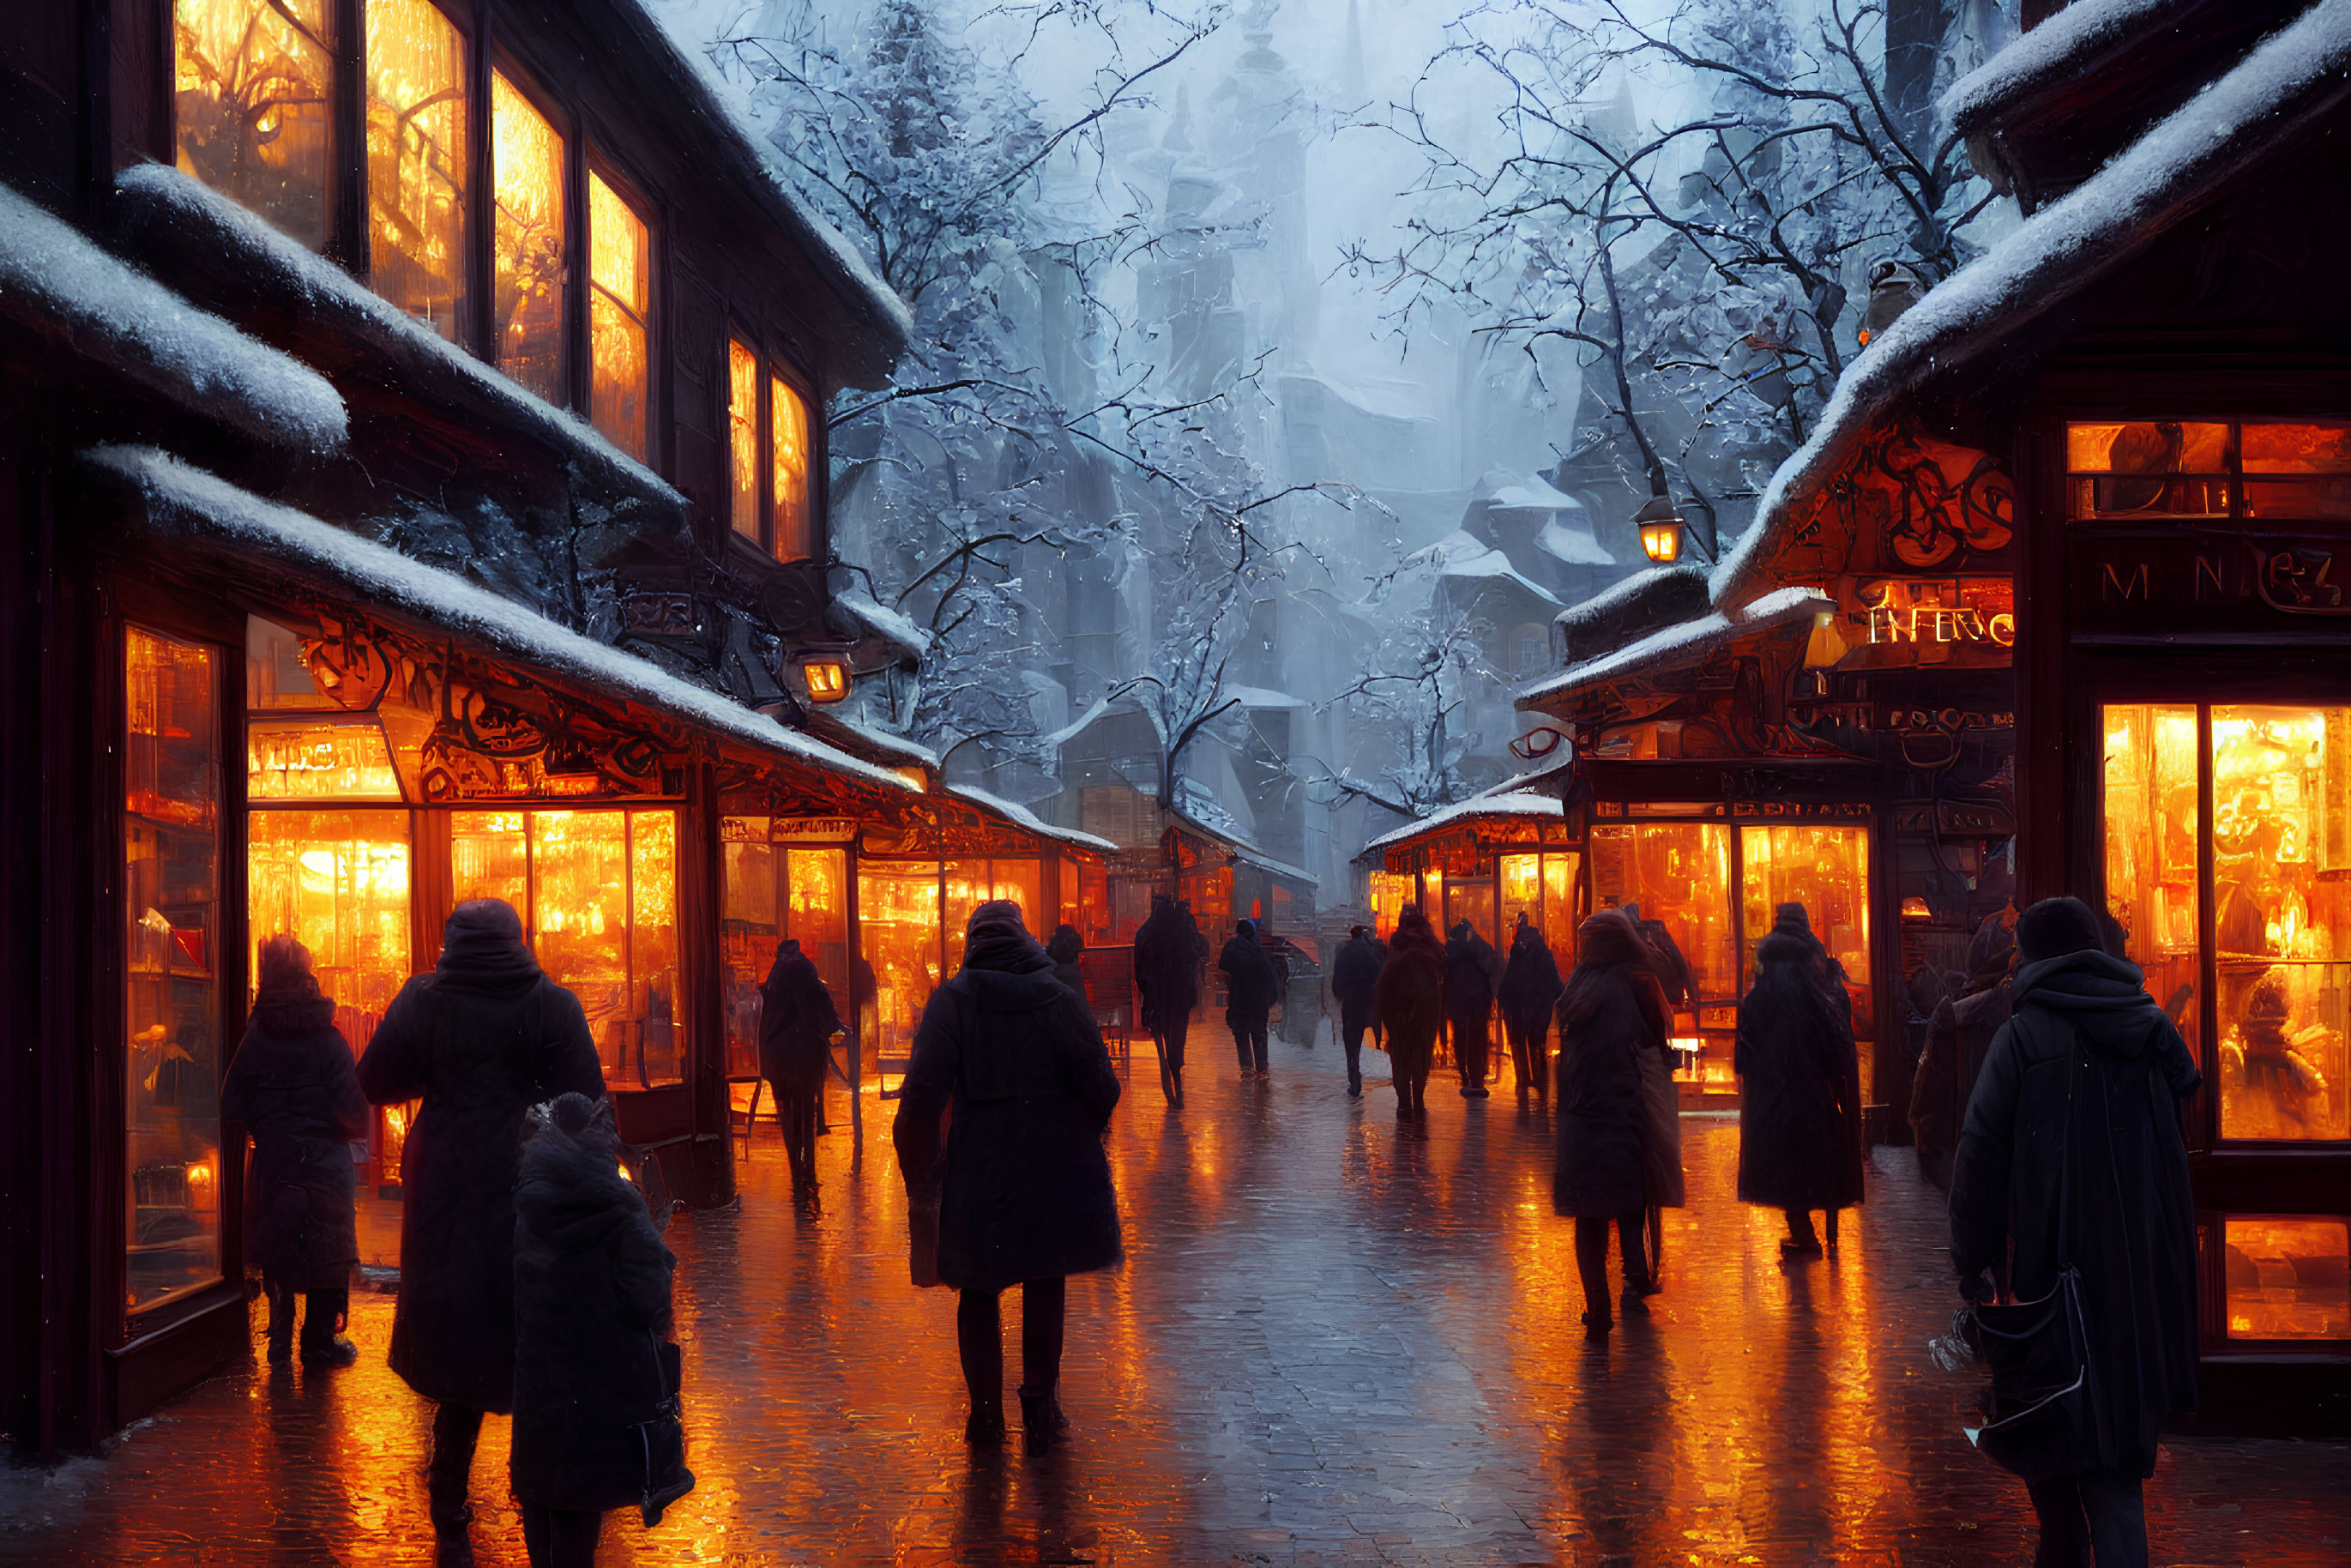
[772,817,860,842]
[1859,578,2014,647]
[2082,537,2351,618]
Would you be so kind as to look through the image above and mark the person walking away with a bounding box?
[1375,909,1446,1119]
[757,937,843,1191]
[1133,894,1205,1107]
[359,898,605,1561]
[1497,914,1564,1104]
[1444,920,1499,1098]
[895,902,1122,1451]
[1552,910,1663,1337]
[1330,925,1385,1098]
[1911,910,2016,1190]
[223,933,370,1368]
[1219,919,1279,1078]
[1735,903,1864,1258]
[1950,896,2198,1567]
[1047,924,1089,1009]
[509,1093,691,1567]
[1623,902,1694,1014]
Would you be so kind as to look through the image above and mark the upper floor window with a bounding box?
[2068,420,2351,522]
[770,374,811,560]
[725,341,816,561]
[727,340,760,540]
[491,71,565,405]
[588,172,651,462]
[364,0,467,341]
[174,0,335,251]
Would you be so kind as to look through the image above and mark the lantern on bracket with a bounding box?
[802,658,851,703]
[1635,494,1685,564]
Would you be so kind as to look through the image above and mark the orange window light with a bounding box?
[175,0,336,250]
[728,340,760,539]
[771,375,811,560]
[491,72,564,403]
[365,0,467,341]
[588,171,650,461]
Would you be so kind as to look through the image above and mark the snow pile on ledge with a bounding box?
[0,178,345,449]
[830,588,932,660]
[1538,518,1614,567]
[1360,789,1565,854]
[945,781,1116,855]
[1720,0,2351,610]
[1942,0,2189,130]
[86,445,909,793]
[1522,585,1828,706]
[115,164,682,506]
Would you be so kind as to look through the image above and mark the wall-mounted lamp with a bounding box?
[803,659,850,703]
[1635,495,1685,564]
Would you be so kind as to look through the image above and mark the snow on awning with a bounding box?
[943,781,1117,856]
[1359,789,1568,856]
[1167,807,1316,889]
[85,444,913,795]
[1518,586,1830,711]
[1717,0,2351,613]
[0,177,345,450]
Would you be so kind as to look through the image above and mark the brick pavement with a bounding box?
[3,1028,2346,1565]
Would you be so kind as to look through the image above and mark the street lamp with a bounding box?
[1636,495,1685,564]
[803,658,850,703]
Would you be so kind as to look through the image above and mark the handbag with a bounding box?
[634,1330,695,1527]
[1965,1035,2099,1482]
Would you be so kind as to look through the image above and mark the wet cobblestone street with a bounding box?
[5,1029,2347,1565]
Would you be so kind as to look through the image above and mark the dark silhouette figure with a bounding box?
[895,901,1122,1452]
[1375,909,1446,1119]
[1735,903,1864,1258]
[1496,914,1565,1104]
[510,1093,690,1567]
[1622,902,1694,1011]
[1133,895,1207,1107]
[1219,918,1280,1077]
[222,933,370,1368]
[1444,920,1499,1097]
[1553,910,1664,1336]
[757,938,843,1190]
[1046,924,1088,1007]
[1951,896,2199,1567]
[1329,925,1386,1097]
[1911,910,2016,1189]
[358,898,605,1553]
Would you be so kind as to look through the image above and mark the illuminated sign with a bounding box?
[1861,578,2015,648]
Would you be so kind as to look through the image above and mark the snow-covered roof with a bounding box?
[0,178,345,450]
[1484,471,1582,513]
[1359,789,1567,854]
[1224,684,1309,710]
[1414,530,1563,605]
[86,444,914,794]
[1941,0,2186,131]
[1719,0,2351,612]
[1168,802,1316,887]
[1521,585,1829,709]
[829,588,932,662]
[943,781,1116,856]
[1539,518,1615,567]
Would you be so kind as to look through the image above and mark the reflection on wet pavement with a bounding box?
[4,1028,2347,1565]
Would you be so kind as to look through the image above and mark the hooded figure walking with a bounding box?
[1046,924,1089,1009]
[895,902,1123,1451]
[510,1092,691,1567]
[757,938,843,1191]
[1497,914,1565,1104]
[1330,925,1386,1097]
[1950,897,2198,1566]
[1219,918,1281,1078]
[1735,903,1864,1257]
[223,933,371,1369]
[1911,910,2016,1190]
[1133,894,1207,1107]
[1444,920,1500,1097]
[1375,908,1446,1119]
[358,899,605,1558]
[1552,910,1665,1337]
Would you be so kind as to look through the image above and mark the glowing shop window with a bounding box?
[248,716,402,800]
[124,627,224,1312]
[770,375,811,560]
[1589,823,1737,1006]
[246,809,413,1039]
[1444,878,1497,948]
[365,0,467,340]
[588,172,650,461]
[2101,704,2202,1057]
[246,616,328,709]
[859,861,943,1069]
[175,0,335,250]
[1498,852,1580,956]
[491,71,565,403]
[2065,421,2232,520]
[2226,1218,2351,1341]
[1741,825,1872,1038]
[1366,871,1414,936]
[727,340,760,540]
[2242,421,2351,521]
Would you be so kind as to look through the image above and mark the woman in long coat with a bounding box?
[358,898,606,1547]
[222,933,370,1367]
[757,938,842,1190]
[1374,909,1446,1119]
[1552,910,1662,1336]
[1734,903,1864,1257]
[1496,914,1564,1104]
[895,901,1122,1451]
[1132,895,1206,1107]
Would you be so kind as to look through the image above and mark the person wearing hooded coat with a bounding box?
[223,933,371,1368]
[1375,909,1446,1118]
[1219,918,1281,1077]
[1910,910,2016,1190]
[1950,896,2199,1568]
[1552,910,1666,1336]
[757,938,843,1190]
[1329,925,1386,1098]
[509,1092,690,1568]
[1444,920,1500,1097]
[1735,903,1865,1257]
[895,902,1123,1451]
[1046,924,1090,1009]
[358,898,606,1552]
[1133,894,1207,1107]
[1496,914,1565,1104]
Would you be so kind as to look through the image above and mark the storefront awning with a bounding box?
[1358,788,1570,859]
[1166,809,1315,890]
[1517,586,1830,715]
[946,781,1117,857]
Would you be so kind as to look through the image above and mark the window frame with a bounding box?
[353,0,475,341]
[720,329,822,564]
[582,148,659,464]
[2065,416,2351,528]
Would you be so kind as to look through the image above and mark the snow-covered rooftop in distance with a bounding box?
[1224,684,1308,709]
[0,178,346,450]
[1941,0,2187,130]
[1359,789,1566,854]
[1522,586,1829,707]
[1413,530,1563,604]
[1169,799,1316,886]
[86,444,913,793]
[1539,518,1614,567]
[1720,0,2351,611]
[943,781,1117,855]
[1485,471,1582,513]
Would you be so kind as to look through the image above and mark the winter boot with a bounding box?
[965,1396,1007,1445]
[1017,1384,1070,1454]
[1171,1068,1185,1109]
[426,1405,482,1548]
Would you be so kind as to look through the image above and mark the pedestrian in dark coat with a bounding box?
[1950,896,2200,1565]
[1046,924,1089,1008]
[1375,909,1446,1118]
[1443,920,1500,1097]
[1330,926,1385,1098]
[358,898,606,1547]
[1133,894,1206,1107]
[510,1092,691,1567]
[1496,915,1565,1104]
[757,938,842,1190]
[1219,918,1280,1077]
[1734,903,1864,1257]
[222,933,370,1368]
[1552,910,1665,1336]
[895,901,1122,1452]
[1623,902,1694,1010]
[1911,911,2016,1190]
